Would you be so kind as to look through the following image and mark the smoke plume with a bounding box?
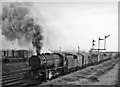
[2,2,44,54]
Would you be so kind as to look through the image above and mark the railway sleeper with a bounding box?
[3,73,25,81]
[2,80,23,87]
[2,77,24,85]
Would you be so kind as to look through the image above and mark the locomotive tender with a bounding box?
[24,51,112,84]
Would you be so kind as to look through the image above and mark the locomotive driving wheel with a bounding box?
[23,69,43,85]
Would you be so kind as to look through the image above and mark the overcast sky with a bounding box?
[0,2,118,52]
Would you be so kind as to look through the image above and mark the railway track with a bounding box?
[2,68,30,87]
[2,66,84,87]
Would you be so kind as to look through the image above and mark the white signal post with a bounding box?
[104,35,110,50]
[98,38,104,52]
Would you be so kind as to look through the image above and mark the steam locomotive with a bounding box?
[24,51,112,84]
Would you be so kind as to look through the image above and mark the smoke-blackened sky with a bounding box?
[0,2,118,52]
[1,2,44,52]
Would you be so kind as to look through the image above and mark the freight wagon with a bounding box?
[2,49,32,63]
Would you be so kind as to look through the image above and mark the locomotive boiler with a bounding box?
[29,53,65,71]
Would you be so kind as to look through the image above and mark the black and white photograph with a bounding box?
[0,0,120,86]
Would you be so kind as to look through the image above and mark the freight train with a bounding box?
[1,50,32,63]
[24,51,112,85]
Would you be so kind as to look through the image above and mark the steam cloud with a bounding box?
[2,3,44,54]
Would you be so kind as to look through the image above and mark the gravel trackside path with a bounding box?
[66,62,118,85]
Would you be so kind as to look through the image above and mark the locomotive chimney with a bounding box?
[36,48,41,55]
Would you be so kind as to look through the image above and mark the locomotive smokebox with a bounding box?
[29,55,41,71]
